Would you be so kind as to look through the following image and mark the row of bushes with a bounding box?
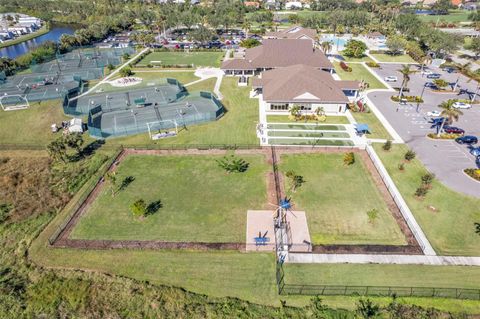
[366,61,380,68]
[339,61,352,72]
[465,168,480,182]
[391,95,423,103]
[151,48,223,53]
[140,64,194,69]
[427,133,462,140]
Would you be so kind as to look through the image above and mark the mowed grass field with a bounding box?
[334,62,386,90]
[136,51,225,67]
[417,11,471,23]
[370,54,415,63]
[71,153,268,242]
[279,153,406,245]
[374,144,480,256]
[351,111,392,140]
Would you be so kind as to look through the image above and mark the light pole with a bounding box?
[471,82,479,103]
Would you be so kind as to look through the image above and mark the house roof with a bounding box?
[254,65,353,103]
[264,26,317,41]
[367,31,384,38]
[222,39,333,70]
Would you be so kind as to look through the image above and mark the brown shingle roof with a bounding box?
[221,39,333,70]
[264,26,317,41]
[257,65,351,103]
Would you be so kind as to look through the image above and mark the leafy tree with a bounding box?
[343,152,355,165]
[382,140,392,151]
[106,63,115,71]
[119,67,133,78]
[47,139,67,163]
[63,132,84,157]
[130,199,147,217]
[421,173,435,187]
[468,37,480,58]
[216,155,249,173]
[433,79,449,90]
[240,38,261,48]
[475,222,480,235]
[285,171,305,192]
[404,150,416,161]
[343,39,367,58]
[415,186,428,198]
[356,299,380,318]
[386,35,406,55]
[437,99,463,136]
[190,26,215,44]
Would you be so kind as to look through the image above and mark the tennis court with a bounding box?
[66,79,224,138]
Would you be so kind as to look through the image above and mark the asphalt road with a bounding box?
[367,63,480,198]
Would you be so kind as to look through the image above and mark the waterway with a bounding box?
[0,24,76,59]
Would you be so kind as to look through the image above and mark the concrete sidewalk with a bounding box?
[287,253,480,266]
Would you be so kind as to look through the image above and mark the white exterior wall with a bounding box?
[264,101,347,113]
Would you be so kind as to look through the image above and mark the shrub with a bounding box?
[130,199,147,217]
[414,186,428,198]
[421,173,435,185]
[119,67,133,77]
[366,61,380,68]
[427,133,461,139]
[404,150,416,161]
[382,140,392,151]
[106,63,115,71]
[216,155,249,173]
[367,208,378,224]
[398,163,405,171]
[465,168,480,181]
[343,152,355,165]
[391,95,423,103]
[339,61,352,72]
[286,171,306,192]
[433,79,449,89]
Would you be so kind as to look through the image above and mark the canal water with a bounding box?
[0,24,76,59]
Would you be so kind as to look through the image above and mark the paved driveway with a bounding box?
[367,63,480,198]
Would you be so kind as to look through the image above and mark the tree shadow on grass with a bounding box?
[146,200,162,216]
[119,176,135,192]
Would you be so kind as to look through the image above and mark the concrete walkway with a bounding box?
[287,253,480,266]
[71,48,150,101]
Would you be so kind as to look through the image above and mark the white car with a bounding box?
[384,76,397,82]
[422,69,433,75]
[452,102,472,109]
[426,110,441,117]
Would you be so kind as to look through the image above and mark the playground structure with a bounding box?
[64,78,225,138]
[0,47,135,110]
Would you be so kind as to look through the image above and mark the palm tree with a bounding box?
[454,62,471,91]
[437,99,464,137]
[320,41,332,54]
[242,20,251,39]
[398,64,416,98]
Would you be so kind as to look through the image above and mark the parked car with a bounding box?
[444,126,465,134]
[426,110,441,117]
[443,67,457,73]
[476,155,480,168]
[424,82,438,89]
[470,147,480,156]
[455,135,478,145]
[427,73,441,79]
[422,69,433,75]
[384,76,397,82]
[452,101,472,109]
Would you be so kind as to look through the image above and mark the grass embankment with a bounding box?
[334,62,386,90]
[71,154,268,242]
[136,51,225,67]
[373,143,480,256]
[0,24,49,49]
[279,153,406,245]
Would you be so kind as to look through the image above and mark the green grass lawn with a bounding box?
[370,54,415,63]
[108,77,259,146]
[71,154,268,242]
[417,11,471,23]
[136,51,225,67]
[340,52,374,63]
[373,144,480,256]
[279,153,406,245]
[267,115,350,124]
[350,111,392,140]
[334,62,386,90]
[267,124,345,131]
[0,100,70,146]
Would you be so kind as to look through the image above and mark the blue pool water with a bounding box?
[320,35,350,50]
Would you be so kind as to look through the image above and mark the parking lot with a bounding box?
[367,63,480,197]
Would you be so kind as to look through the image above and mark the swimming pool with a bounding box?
[319,35,351,51]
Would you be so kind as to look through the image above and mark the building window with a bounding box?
[270,104,289,110]
[300,105,312,111]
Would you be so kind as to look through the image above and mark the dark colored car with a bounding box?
[455,135,478,145]
[424,82,438,89]
[443,67,457,73]
[470,147,480,157]
[427,73,441,79]
[476,155,480,168]
[443,126,465,134]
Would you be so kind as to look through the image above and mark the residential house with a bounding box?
[221,39,333,76]
[252,64,359,113]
